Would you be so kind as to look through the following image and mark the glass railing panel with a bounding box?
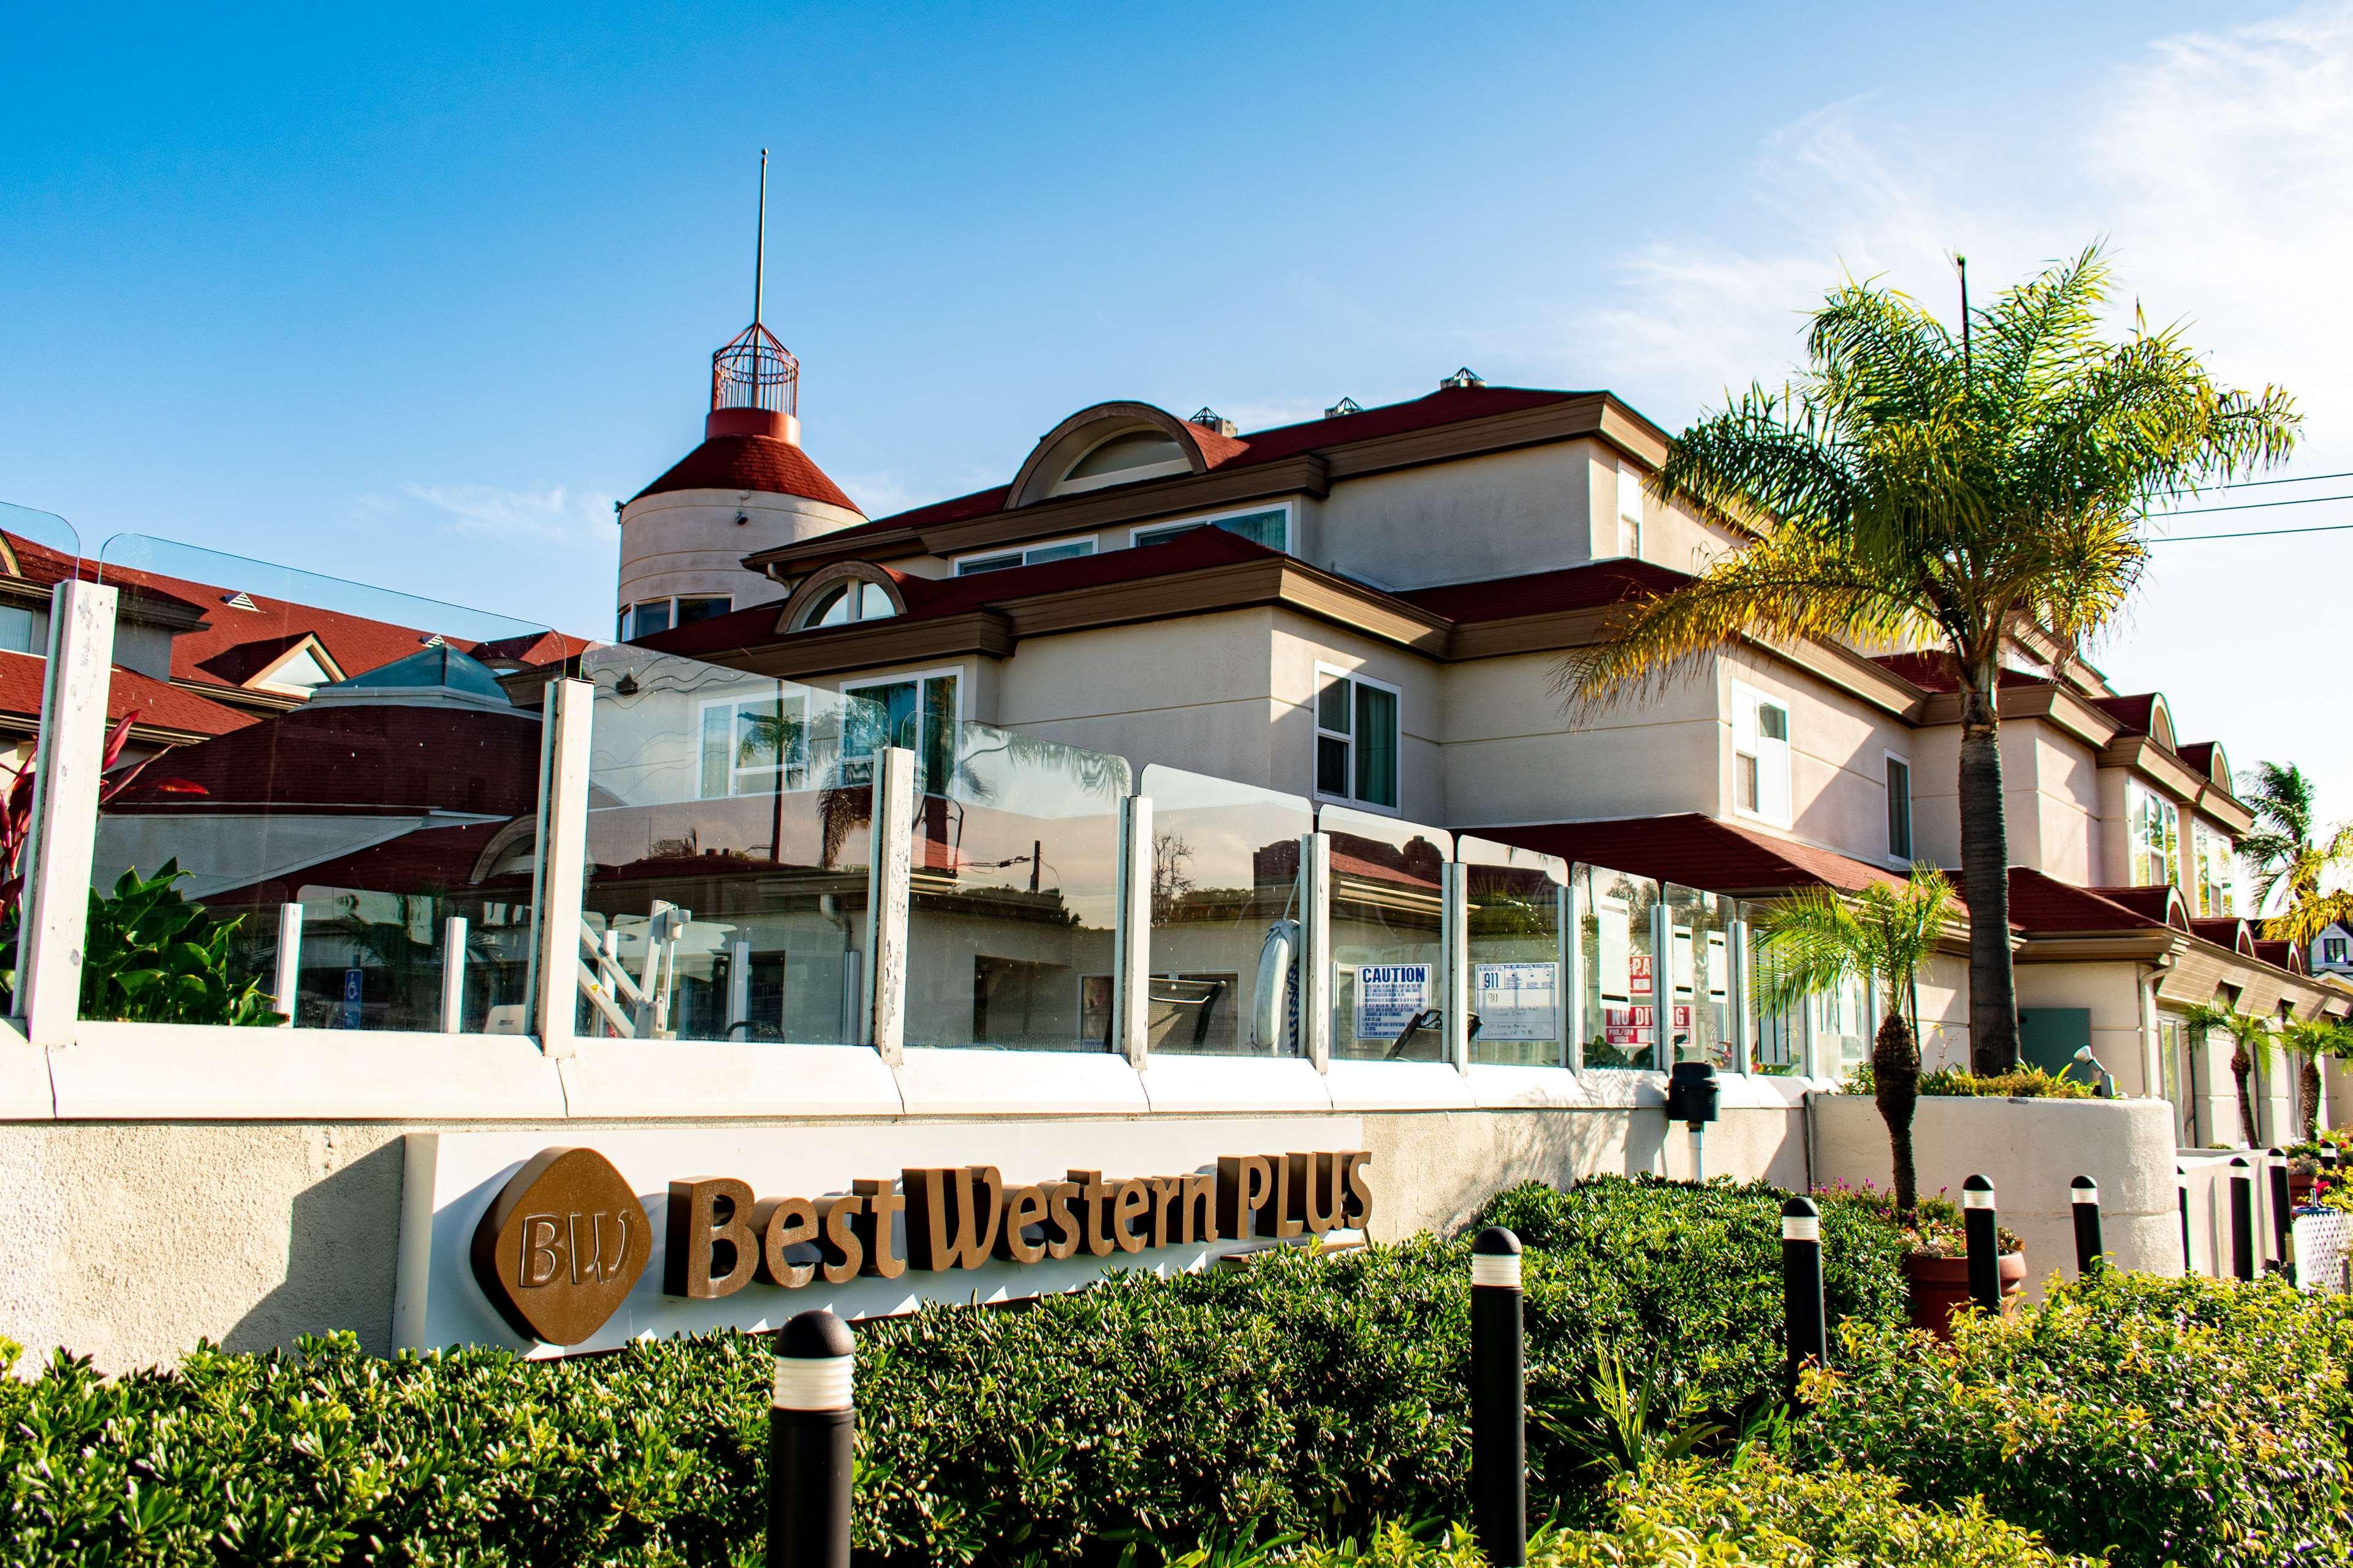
[1575,863,1662,1071]
[0,503,82,1015]
[1138,765,1312,1057]
[1457,836,1567,1069]
[1320,804,1451,1063]
[1739,898,1804,1075]
[580,644,880,1045]
[1664,883,1736,1070]
[88,534,557,1030]
[903,714,1131,1052]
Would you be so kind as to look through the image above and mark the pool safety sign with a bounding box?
[1473,961,1559,1042]
[1353,963,1434,1039]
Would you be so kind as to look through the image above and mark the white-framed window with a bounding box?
[1730,683,1792,826]
[1050,431,1192,496]
[1615,464,1644,559]
[798,580,897,631]
[698,691,808,799]
[622,596,731,640]
[1884,754,1912,860]
[954,536,1098,576]
[0,602,48,656]
[842,666,962,794]
[2194,824,2235,916]
[1133,504,1290,554]
[2129,782,2181,888]
[2324,934,2348,968]
[1312,662,1400,811]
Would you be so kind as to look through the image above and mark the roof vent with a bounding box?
[1189,406,1239,438]
[1440,367,1486,390]
[420,633,446,647]
[221,591,259,612]
[1325,396,1364,419]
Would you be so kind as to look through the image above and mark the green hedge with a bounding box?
[0,1177,1906,1567]
[1267,1460,2091,1567]
[1797,1268,2353,1568]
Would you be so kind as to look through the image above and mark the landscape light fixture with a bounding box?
[2072,1044,2116,1099]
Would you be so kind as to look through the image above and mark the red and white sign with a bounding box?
[1630,955,1653,996]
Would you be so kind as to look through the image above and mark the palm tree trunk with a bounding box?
[2300,1056,2321,1142]
[1957,680,2020,1073]
[2232,1044,2256,1146]
[1872,1007,1920,1218]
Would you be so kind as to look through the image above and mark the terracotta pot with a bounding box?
[2291,1172,2317,1205]
[1903,1249,2028,1338]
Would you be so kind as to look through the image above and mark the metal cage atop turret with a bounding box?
[711,323,798,418]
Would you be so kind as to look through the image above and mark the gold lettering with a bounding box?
[1109,1180,1150,1254]
[1271,1156,1304,1238]
[663,1177,758,1298]
[1291,1152,1341,1234]
[521,1214,563,1287]
[1217,1156,1275,1240]
[852,1178,907,1279]
[994,1185,1049,1263]
[1068,1168,1116,1257]
[1341,1150,1373,1228]
[1043,1180,1084,1259]
[755,1196,819,1289]
[1146,1175,1186,1249]
[903,1167,1005,1271]
[1180,1172,1218,1244]
[818,1194,867,1284]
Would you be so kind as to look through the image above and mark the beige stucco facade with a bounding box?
[618,486,864,625]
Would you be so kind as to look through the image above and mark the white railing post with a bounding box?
[1301,832,1332,1070]
[1114,793,1152,1067]
[1563,877,1584,1072]
[530,676,595,1057]
[19,579,116,1047]
[272,902,304,1026]
[726,937,751,1037]
[1442,860,1470,1072]
[439,914,469,1034]
[864,745,914,1066]
[1724,918,1751,1074]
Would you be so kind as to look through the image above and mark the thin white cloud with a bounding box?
[398,482,617,547]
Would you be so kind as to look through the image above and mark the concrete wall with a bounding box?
[1812,1093,2181,1296]
[1439,652,1719,829]
[2015,960,2153,1095]
[1717,647,1914,872]
[1309,444,1595,590]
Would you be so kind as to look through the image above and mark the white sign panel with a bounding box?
[393,1117,1363,1358]
[1353,963,1434,1039]
[1474,961,1559,1042]
[1597,896,1631,1000]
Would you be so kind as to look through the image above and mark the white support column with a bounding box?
[726,937,751,1036]
[18,578,116,1047]
[1301,832,1332,1070]
[439,915,469,1034]
[1113,793,1152,1067]
[1725,918,1750,1074]
[1441,860,1470,1072]
[272,903,304,1026]
[1650,901,1672,1069]
[1562,877,1584,1072]
[529,676,595,1058]
[864,745,914,1066]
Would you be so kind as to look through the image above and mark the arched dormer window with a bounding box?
[779,564,905,634]
[1051,431,1190,496]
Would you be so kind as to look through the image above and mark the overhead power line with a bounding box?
[2159,468,2353,496]
[2151,491,2353,518]
[2151,520,2353,543]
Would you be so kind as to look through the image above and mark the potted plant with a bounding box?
[1754,866,2019,1330]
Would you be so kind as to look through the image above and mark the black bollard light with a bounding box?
[769,1308,856,1568]
[2070,1176,2104,1277]
[2229,1156,2256,1281]
[2268,1148,2293,1273]
[1962,1173,2000,1316]
[2177,1165,2192,1274]
[1470,1226,1527,1568]
[1781,1195,1827,1395]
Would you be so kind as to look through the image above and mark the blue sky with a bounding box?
[7,2,2353,820]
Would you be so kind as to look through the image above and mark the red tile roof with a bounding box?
[2176,741,2222,778]
[2253,938,2306,975]
[1397,560,1692,623]
[802,385,1599,543]
[2007,869,2167,934]
[633,434,862,512]
[1866,651,2052,695]
[1470,814,1899,896]
[2190,917,2256,955]
[637,525,1285,658]
[2086,884,2188,927]
[0,649,254,738]
[106,703,544,815]
[2091,694,2160,735]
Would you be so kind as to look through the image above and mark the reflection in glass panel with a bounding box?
[1324,805,1451,1062]
[1457,836,1567,1068]
[583,646,878,1044]
[1740,898,1803,1075]
[1663,884,1736,1070]
[1141,766,1312,1057]
[903,721,1131,1052]
[1578,864,1662,1071]
[87,533,552,1030]
[858,582,895,620]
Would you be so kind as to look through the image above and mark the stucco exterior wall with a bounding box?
[1308,444,1594,590]
[1268,615,1447,824]
[2014,960,2153,1096]
[1812,1093,2182,1295]
[618,487,864,616]
[1438,652,1719,828]
[1717,648,1912,871]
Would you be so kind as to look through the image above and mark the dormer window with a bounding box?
[1051,431,1190,496]
[798,578,897,631]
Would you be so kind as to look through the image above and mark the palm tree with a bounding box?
[2283,1016,2344,1142]
[2242,760,2353,950]
[1565,246,2298,1074]
[2184,1001,2272,1147]
[1754,865,1956,1217]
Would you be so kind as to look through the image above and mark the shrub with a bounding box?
[1255,1460,2088,1567]
[76,862,281,1026]
[1844,1062,2093,1099]
[0,1180,1912,1567]
[1795,1268,2353,1568]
